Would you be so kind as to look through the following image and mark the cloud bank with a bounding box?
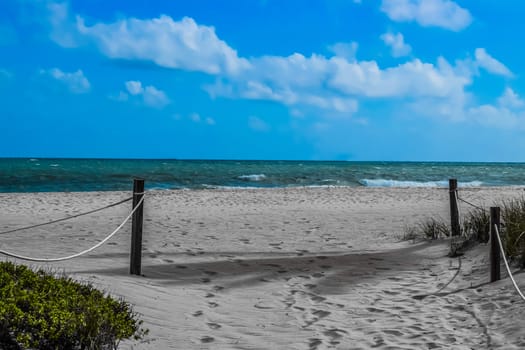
[45,2,520,127]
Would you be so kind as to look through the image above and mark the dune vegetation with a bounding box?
[0,261,147,350]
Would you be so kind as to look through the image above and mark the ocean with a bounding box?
[1,158,525,193]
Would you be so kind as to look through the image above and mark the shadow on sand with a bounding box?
[75,241,449,294]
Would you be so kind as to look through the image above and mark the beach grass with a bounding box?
[405,196,525,264]
[0,261,147,350]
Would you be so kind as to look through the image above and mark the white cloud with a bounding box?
[328,42,359,61]
[380,32,412,57]
[75,15,250,76]
[123,80,170,108]
[380,0,472,31]
[125,81,144,95]
[47,9,518,123]
[409,87,525,129]
[498,88,524,109]
[248,116,270,132]
[205,117,216,125]
[48,2,80,48]
[143,86,169,108]
[43,68,91,93]
[467,104,523,129]
[329,56,470,99]
[474,48,513,78]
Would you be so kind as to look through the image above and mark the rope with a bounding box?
[413,256,462,300]
[494,224,525,302]
[457,196,485,211]
[0,195,145,262]
[0,197,133,235]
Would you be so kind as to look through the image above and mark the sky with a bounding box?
[1,0,524,161]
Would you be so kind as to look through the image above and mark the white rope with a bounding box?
[0,197,133,235]
[0,195,145,262]
[494,224,525,302]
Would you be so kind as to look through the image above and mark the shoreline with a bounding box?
[1,187,525,348]
[1,183,525,193]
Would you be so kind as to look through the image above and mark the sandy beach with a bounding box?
[2,187,525,349]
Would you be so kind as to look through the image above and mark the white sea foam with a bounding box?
[359,179,483,188]
[238,174,267,181]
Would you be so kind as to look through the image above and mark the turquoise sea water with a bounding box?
[1,158,525,193]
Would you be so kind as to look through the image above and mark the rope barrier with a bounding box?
[494,224,525,302]
[457,195,485,211]
[0,195,144,262]
[0,197,133,235]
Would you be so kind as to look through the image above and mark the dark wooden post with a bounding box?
[490,207,501,282]
[449,179,460,236]
[130,179,145,276]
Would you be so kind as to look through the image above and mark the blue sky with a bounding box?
[1,0,524,161]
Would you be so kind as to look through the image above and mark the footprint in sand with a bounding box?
[192,310,203,317]
[206,322,222,330]
[176,265,187,269]
[308,338,322,349]
[212,285,224,292]
[312,309,331,318]
[264,263,282,268]
[310,295,326,303]
[383,290,400,296]
[208,302,219,308]
[383,329,403,337]
[162,259,174,263]
[203,270,218,276]
[200,336,214,343]
[323,328,347,340]
[201,278,211,283]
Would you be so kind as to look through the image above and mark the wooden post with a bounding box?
[449,179,460,237]
[490,207,501,282]
[130,179,145,276]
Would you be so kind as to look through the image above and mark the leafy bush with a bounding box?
[0,262,147,349]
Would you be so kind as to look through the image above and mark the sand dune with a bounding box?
[1,187,525,349]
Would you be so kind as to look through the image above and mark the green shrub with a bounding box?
[0,262,147,349]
